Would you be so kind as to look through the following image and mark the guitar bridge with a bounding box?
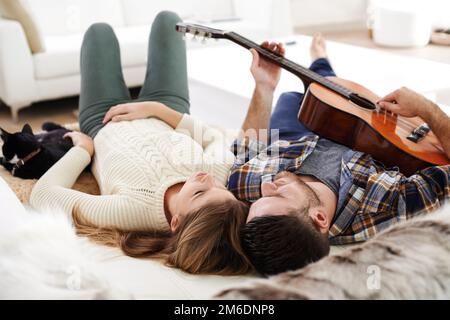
[407,123,430,143]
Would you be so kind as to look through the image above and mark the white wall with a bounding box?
[290,0,450,29]
[431,0,450,27]
[291,0,368,28]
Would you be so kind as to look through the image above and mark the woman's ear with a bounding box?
[170,215,180,233]
[310,210,328,233]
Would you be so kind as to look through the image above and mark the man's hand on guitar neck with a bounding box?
[250,41,285,91]
[378,87,450,160]
[239,41,285,143]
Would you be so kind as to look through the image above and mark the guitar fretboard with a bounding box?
[228,32,353,98]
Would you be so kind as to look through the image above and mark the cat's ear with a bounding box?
[0,127,11,142]
[21,124,33,135]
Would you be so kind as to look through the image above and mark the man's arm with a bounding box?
[239,41,285,143]
[239,85,274,143]
[378,87,450,159]
[422,103,450,159]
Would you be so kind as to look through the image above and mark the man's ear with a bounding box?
[21,124,33,135]
[0,127,11,142]
[170,215,180,233]
[310,210,328,233]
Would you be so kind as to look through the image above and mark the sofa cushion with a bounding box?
[33,18,271,80]
[33,25,150,80]
[0,0,45,53]
[24,0,125,36]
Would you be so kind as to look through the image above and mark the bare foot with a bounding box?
[310,33,328,61]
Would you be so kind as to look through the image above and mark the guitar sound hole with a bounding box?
[349,93,377,110]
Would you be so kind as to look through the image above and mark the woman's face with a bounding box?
[170,171,236,231]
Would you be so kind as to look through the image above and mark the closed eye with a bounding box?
[194,190,204,196]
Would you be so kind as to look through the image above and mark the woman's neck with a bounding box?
[164,182,184,224]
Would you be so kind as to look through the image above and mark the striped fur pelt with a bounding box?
[216,207,450,299]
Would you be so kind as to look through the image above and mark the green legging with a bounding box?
[79,11,190,138]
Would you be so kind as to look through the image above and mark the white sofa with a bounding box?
[0,0,293,121]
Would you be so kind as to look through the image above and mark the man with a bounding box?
[228,35,450,275]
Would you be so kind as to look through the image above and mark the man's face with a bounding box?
[247,171,320,223]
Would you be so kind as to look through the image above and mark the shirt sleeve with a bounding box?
[403,165,450,216]
[329,158,450,245]
[175,114,224,149]
[175,114,236,183]
[231,136,267,167]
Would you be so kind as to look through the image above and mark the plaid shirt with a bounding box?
[227,135,450,245]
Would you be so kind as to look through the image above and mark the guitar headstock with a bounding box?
[175,22,228,40]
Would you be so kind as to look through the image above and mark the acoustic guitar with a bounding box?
[176,23,449,176]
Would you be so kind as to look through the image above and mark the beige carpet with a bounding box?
[0,123,99,203]
[0,167,100,204]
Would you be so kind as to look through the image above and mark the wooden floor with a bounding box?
[305,28,450,65]
[0,96,78,133]
[0,88,141,133]
[1,28,449,133]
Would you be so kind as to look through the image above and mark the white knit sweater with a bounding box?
[30,115,235,232]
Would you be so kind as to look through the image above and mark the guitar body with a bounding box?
[299,77,449,176]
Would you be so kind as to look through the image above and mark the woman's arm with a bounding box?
[102,101,224,150]
[30,145,92,213]
[31,132,94,197]
[30,132,94,213]
[30,136,160,230]
[102,101,183,128]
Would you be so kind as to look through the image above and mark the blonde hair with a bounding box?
[73,200,252,275]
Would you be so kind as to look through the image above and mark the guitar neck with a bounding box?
[226,32,352,99]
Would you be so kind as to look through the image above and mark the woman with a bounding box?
[30,11,251,275]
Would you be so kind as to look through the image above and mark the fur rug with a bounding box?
[1,190,450,299]
[216,207,450,299]
[0,207,131,299]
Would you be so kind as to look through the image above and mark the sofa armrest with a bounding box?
[232,0,293,37]
[0,18,36,109]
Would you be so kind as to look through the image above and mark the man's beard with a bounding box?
[274,171,322,209]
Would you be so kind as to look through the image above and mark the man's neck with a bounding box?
[299,175,337,226]
[309,182,337,226]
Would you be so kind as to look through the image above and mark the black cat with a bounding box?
[0,122,74,179]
